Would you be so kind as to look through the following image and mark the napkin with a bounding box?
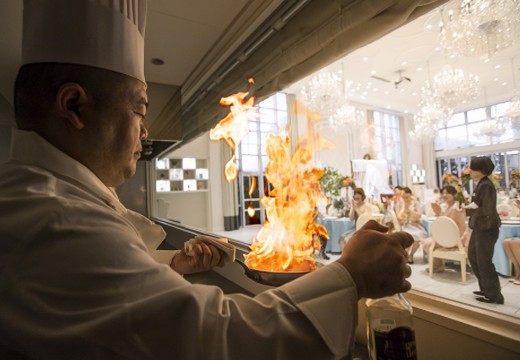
[184,235,236,262]
[463,202,478,210]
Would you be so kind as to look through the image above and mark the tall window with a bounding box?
[434,100,520,189]
[435,100,519,151]
[372,111,402,186]
[236,93,288,226]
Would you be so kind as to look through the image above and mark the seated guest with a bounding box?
[340,187,367,247]
[422,185,470,272]
[503,199,520,285]
[398,187,429,263]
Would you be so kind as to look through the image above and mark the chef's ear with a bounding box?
[55,82,87,129]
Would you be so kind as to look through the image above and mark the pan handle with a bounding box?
[235,259,263,283]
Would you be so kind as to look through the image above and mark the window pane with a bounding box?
[242,155,260,172]
[446,112,465,126]
[467,107,487,122]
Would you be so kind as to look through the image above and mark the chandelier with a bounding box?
[300,71,344,118]
[439,0,519,60]
[328,103,366,131]
[433,64,479,108]
[475,117,509,138]
[409,110,439,142]
[419,81,454,126]
[506,96,520,128]
[505,58,520,128]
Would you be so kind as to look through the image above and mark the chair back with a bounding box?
[430,216,460,249]
[370,204,380,214]
[356,212,373,230]
[387,209,401,231]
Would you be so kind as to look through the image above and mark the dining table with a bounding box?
[315,217,355,253]
[422,216,520,277]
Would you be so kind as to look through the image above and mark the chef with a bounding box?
[0,0,413,358]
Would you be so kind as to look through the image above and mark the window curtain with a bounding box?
[179,0,449,146]
[220,143,240,230]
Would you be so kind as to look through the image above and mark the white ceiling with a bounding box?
[1,0,518,121]
[284,0,520,117]
[0,0,282,107]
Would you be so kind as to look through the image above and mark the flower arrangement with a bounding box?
[340,176,356,189]
[441,173,459,186]
[460,168,471,186]
[319,167,343,199]
[442,169,471,206]
[511,169,520,190]
[490,173,503,190]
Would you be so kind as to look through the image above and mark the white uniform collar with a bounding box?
[9,128,126,214]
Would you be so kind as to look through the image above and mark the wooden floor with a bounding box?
[215,225,520,319]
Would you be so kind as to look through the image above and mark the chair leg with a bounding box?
[429,253,434,278]
[461,258,466,283]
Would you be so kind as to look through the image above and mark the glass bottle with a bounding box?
[366,293,417,360]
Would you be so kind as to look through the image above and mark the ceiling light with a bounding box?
[300,71,343,118]
[439,0,519,60]
[433,64,479,108]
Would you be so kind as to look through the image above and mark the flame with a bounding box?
[209,78,256,182]
[248,176,257,197]
[211,81,335,273]
[247,203,255,218]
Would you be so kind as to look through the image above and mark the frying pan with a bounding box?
[235,259,319,287]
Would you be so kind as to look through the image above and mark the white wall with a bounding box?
[156,132,226,231]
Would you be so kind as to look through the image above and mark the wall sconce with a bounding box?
[410,164,425,184]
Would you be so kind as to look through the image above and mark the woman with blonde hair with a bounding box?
[398,187,428,263]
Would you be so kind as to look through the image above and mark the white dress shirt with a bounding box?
[0,129,359,359]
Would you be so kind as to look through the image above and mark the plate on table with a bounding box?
[323,216,338,220]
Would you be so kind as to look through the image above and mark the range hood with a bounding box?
[140,139,181,161]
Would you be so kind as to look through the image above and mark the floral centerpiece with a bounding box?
[510,169,520,191]
[319,167,347,215]
[340,176,356,189]
[491,173,503,191]
[442,168,471,207]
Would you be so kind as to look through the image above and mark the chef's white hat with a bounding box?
[22,0,147,83]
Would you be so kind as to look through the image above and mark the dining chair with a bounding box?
[387,209,401,232]
[429,216,468,283]
[356,212,373,231]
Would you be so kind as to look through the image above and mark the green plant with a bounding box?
[319,167,343,199]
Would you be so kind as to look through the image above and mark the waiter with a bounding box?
[0,0,414,358]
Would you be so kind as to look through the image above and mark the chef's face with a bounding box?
[90,79,148,187]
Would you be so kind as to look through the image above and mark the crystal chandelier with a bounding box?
[475,116,509,138]
[328,103,366,131]
[505,58,520,128]
[409,110,439,142]
[300,71,343,118]
[439,0,519,60]
[433,64,479,108]
[419,81,454,126]
[506,96,520,129]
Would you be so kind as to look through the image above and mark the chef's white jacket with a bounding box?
[0,129,359,359]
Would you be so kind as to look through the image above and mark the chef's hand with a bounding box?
[170,242,226,275]
[336,220,413,299]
